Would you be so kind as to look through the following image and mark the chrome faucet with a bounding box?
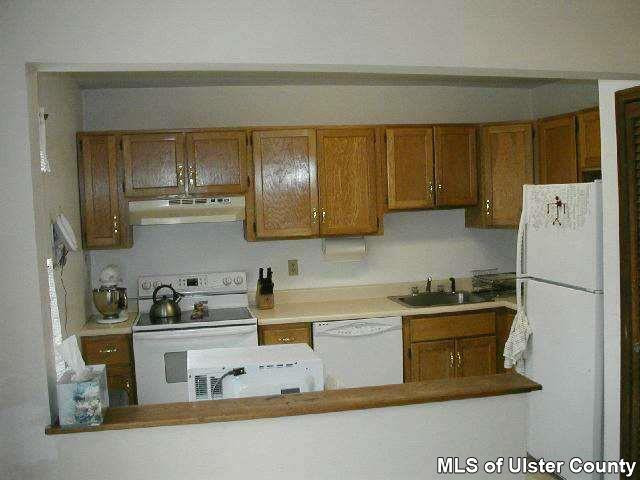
[425,275,432,293]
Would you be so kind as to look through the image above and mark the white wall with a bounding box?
[83,84,533,130]
[47,395,526,480]
[3,1,640,479]
[84,84,526,294]
[90,210,517,296]
[37,74,88,334]
[598,80,640,477]
[529,81,598,118]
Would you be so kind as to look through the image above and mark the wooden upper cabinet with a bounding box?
[455,335,496,378]
[123,133,186,198]
[466,123,533,228]
[577,108,601,173]
[537,114,578,184]
[386,127,435,210]
[185,130,247,195]
[410,339,455,382]
[78,135,129,249]
[434,126,478,206]
[317,128,378,236]
[252,129,319,238]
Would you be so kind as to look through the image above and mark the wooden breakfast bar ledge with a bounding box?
[46,373,540,435]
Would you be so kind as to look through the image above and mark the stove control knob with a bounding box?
[234,276,243,285]
[142,281,151,290]
[223,277,232,286]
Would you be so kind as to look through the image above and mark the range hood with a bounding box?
[128,196,245,226]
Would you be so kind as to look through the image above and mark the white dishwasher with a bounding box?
[312,317,403,388]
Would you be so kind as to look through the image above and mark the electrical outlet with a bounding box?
[288,259,299,276]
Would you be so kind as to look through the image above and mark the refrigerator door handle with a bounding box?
[516,206,527,277]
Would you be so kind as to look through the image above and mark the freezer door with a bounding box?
[312,317,403,388]
[524,279,603,479]
[521,182,602,291]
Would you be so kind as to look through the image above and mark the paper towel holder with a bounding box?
[322,236,367,263]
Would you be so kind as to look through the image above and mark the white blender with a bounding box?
[92,265,128,324]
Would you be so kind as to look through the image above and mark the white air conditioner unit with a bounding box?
[187,344,324,402]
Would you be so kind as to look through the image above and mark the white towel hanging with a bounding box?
[503,280,532,372]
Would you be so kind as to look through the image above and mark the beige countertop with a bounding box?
[79,312,139,336]
[77,284,517,334]
[252,294,516,325]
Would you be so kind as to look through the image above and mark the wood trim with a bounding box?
[616,85,640,466]
[45,373,541,435]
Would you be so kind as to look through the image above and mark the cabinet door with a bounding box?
[123,133,186,198]
[78,135,122,248]
[185,130,247,195]
[482,123,533,227]
[455,335,496,378]
[317,128,378,235]
[434,126,478,206]
[410,339,455,382]
[537,114,578,184]
[577,109,601,172]
[252,129,319,238]
[386,127,435,209]
[107,365,137,406]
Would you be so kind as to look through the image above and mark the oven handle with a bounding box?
[134,325,256,341]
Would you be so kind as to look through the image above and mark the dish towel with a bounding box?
[503,282,532,372]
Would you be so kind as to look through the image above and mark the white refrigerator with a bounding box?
[518,181,604,479]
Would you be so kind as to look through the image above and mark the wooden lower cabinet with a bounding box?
[81,334,137,406]
[258,322,313,348]
[403,310,498,382]
[410,339,455,381]
[456,335,496,378]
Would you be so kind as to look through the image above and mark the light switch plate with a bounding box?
[288,259,299,276]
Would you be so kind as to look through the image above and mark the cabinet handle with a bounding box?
[177,164,184,187]
[485,199,491,215]
[188,165,195,187]
[437,184,443,191]
[428,182,434,199]
[112,215,119,236]
[312,208,318,222]
[99,346,118,354]
[321,210,326,223]
[123,379,131,391]
[450,351,454,369]
[278,337,293,343]
[457,351,463,369]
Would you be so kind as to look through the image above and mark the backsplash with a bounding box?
[89,209,516,300]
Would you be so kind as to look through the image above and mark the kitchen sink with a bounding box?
[388,290,496,308]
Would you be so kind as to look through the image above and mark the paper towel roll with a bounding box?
[322,237,366,263]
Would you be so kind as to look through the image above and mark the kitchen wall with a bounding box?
[84,83,530,295]
[598,79,640,479]
[37,73,88,334]
[4,1,640,479]
[529,80,599,118]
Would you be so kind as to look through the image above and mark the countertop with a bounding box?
[252,294,516,325]
[77,292,516,335]
[79,312,139,336]
[46,373,539,435]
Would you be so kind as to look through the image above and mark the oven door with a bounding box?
[133,325,258,405]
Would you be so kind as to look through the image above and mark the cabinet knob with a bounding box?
[428,182,434,198]
[437,184,443,190]
[278,337,293,343]
[312,208,318,222]
[321,210,326,223]
[123,379,131,391]
[177,164,184,186]
[189,165,195,187]
[112,216,119,236]
[485,199,491,215]
[450,351,454,368]
[99,346,118,354]
[457,351,463,369]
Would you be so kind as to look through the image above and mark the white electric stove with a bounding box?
[132,271,258,405]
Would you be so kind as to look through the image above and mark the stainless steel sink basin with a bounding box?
[388,290,495,308]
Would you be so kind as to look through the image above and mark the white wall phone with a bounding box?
[52,213,78,268]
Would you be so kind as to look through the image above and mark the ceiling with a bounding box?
[69,70,567,90]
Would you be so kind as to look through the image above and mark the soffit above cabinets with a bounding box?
[70,70,563,90]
